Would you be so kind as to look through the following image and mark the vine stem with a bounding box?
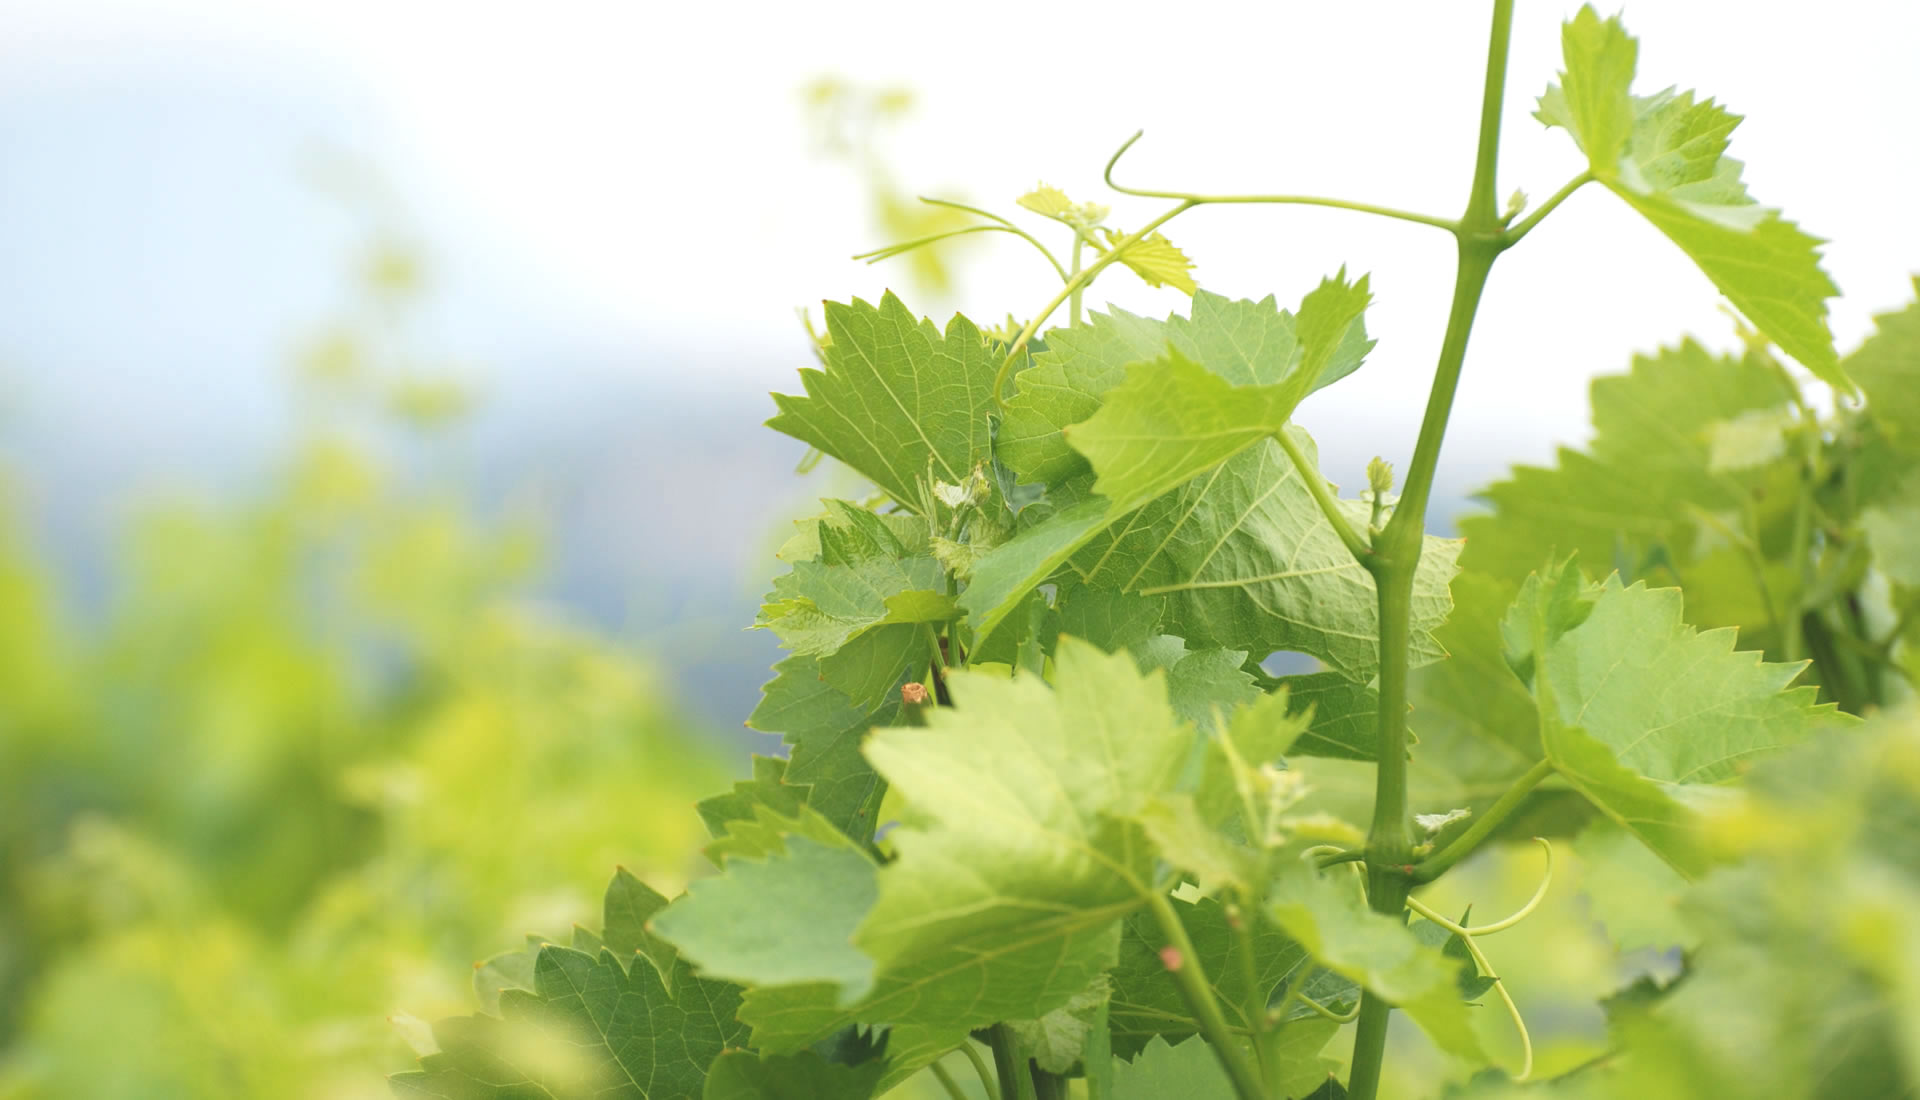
[989,1025,1036,1100]
[1347,2,1515,1098]
[1145,890,1268,1100]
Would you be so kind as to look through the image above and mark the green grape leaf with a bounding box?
[1408,919,1497,1002]
[604,869,679,995]
[1536,7,1842,388]
[768,293,999,510]
[1069,441,1460,682]
[1572,818,1695,953]
[650,822,880,1003]
[1005,975,1111,1073]
[959,495,1116,647]
[1586,342,1798,511]
[1111,231,1198,294]
[1057,585,1166,654]
[738,639,1192,1080]
[1849,281,1920,450]
[702,1051,885,1100]
[1516,569,1850,876]
[1278,672,1383,762]
[472,935,544,1016]
[1112,1036,1238,1100]
[392,947,748,1099]
[1105,894,1345,1060]
[998,308,1171,487]
[1066,348,1311,511]
[998,286,1371,488]
[1265,869,1484,1060]
[746,656,896,844]
[1133,636,1264,733]
[972,426,1457,679]
[697,755,809,839]
[758,552,948,658]
[1862,475,1920,588]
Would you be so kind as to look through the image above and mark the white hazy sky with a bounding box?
[2,0,1916,479]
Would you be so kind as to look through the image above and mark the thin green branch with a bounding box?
[1068,234,1087,327]
[856,222,1069,283]
[1409,759,1555,884]
[1501,172,1593,245]
[930,1061,971,1100]
[990,200,1198,410]
[960,1041,1002,1100]
[1314,847,1367,869]
[1104,131,1458,232]
[1145,890,1268,1100]
[1276,428,1372,564]
[1228,900,1270,1086]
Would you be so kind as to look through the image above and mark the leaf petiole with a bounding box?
[1145,890,1269,1100]
[1409,759,1555,884]
[1501,171,1594,246]
[1275,428,1371,564]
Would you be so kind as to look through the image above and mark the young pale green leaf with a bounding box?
[768,293,999,511]
[958,495,1115,646]
[746,656,897,844]
[1017,183,1076,220]
[758,551,949,658]
[1265,868,1485,1060]
[392,946,748,1099]
[1536,7,1843,388]
[1111,231,1198,294]
[1066,348,1306,512]
[997,287,1372,488]
[650,815,880,1003]
[738,639,1193,1080]
[1848,281,1920,450]
[702,1050,885,1100]
[1195,686,1313,828]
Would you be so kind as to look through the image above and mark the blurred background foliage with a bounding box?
[0,242,726,1098]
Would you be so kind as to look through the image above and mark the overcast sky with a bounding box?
[2,0,1916,485]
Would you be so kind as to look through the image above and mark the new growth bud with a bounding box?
[1366,457,1394,496]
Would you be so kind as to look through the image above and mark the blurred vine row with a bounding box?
[0,236,723,1099]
